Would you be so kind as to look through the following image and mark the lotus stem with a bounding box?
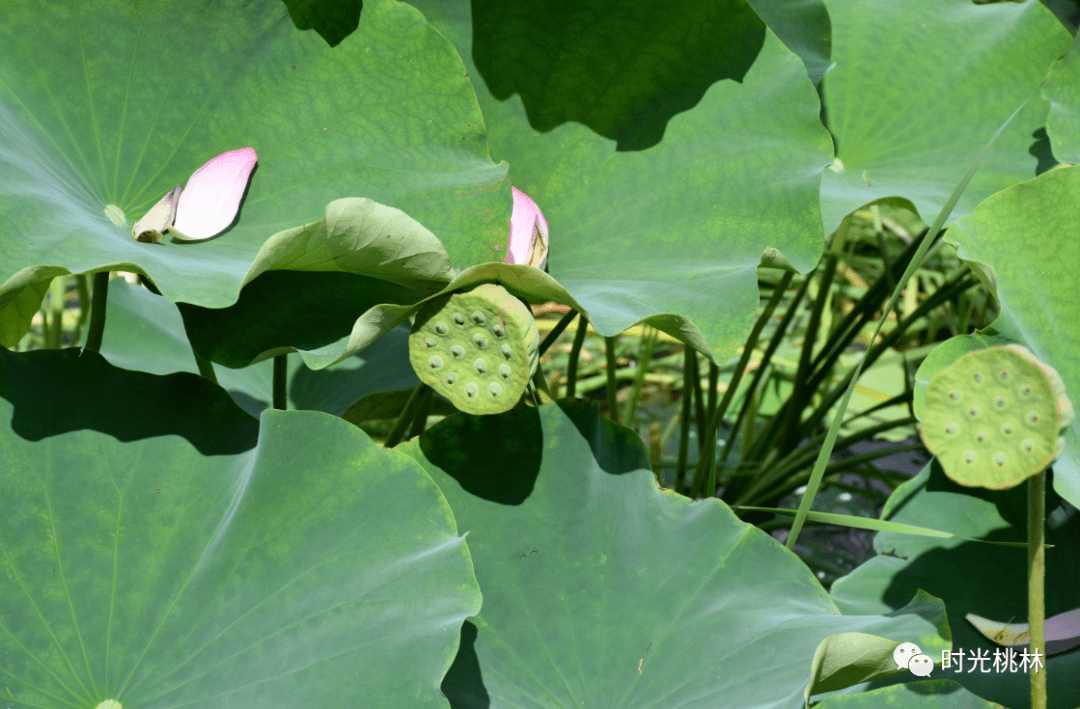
[622,326,658,428]
[566,313,589,398]
[604,336,619,422]
[675,347,693,495]
[1029,469,1047,709]
[690,353,706,453]
[46,276,65,348]
[70,274,91,346]
[706,360,718,431]
[193,349,218,384]
[83,271,110,353]
[385,383,429,448]
[273,353,287,410]
[408,385,435,439]
[538,308,578,357]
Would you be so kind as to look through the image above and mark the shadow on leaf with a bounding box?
[0,348,258,455]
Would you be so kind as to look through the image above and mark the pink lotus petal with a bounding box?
[172,147,257,240]
[506,186,549,269]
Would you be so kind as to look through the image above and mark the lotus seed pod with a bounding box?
[921,345,1072,489]
[409,283,539,414]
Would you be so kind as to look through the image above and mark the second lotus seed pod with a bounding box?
[921,344,1072,489]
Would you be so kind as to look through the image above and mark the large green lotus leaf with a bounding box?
[819,0,1070,234]
[830,462,1080,708]
[1045,34,1080,163]
[409,0,833,363]
[400,400,949,708]
[77,278,423,417]
[0,0,508,347]
[470,0,765,151]
[0,347,480,709]
[936,166,1080,508]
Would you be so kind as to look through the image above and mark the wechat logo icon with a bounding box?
[894,642,933,677]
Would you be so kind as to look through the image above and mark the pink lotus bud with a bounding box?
[506,186,549,269]
[171,147,258,240]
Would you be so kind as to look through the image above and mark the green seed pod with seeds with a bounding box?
[409,283,540,415]
[921,344,1072,489]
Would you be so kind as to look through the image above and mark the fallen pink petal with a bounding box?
[171,146,258,240]
[505,186,549,269]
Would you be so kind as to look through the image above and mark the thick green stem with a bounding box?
[690,353,707,453]
[706,361,718,431]
[674,347,693,495]
[874,227,899,297]
[408,386,435,439]
[47,276,66,348]
[531,362,554,401]
[193,348,218,384]
[538,308,578,357]
[622,326,658,428]
[71,275,91,347]
[83,271,110,354]
[273,353,288,410]
[385,383,429,448]
[1029,469,1047,709]
[604,336,619,423]
[565,313,589,398]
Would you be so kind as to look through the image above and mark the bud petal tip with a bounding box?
[506,186,549,270]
